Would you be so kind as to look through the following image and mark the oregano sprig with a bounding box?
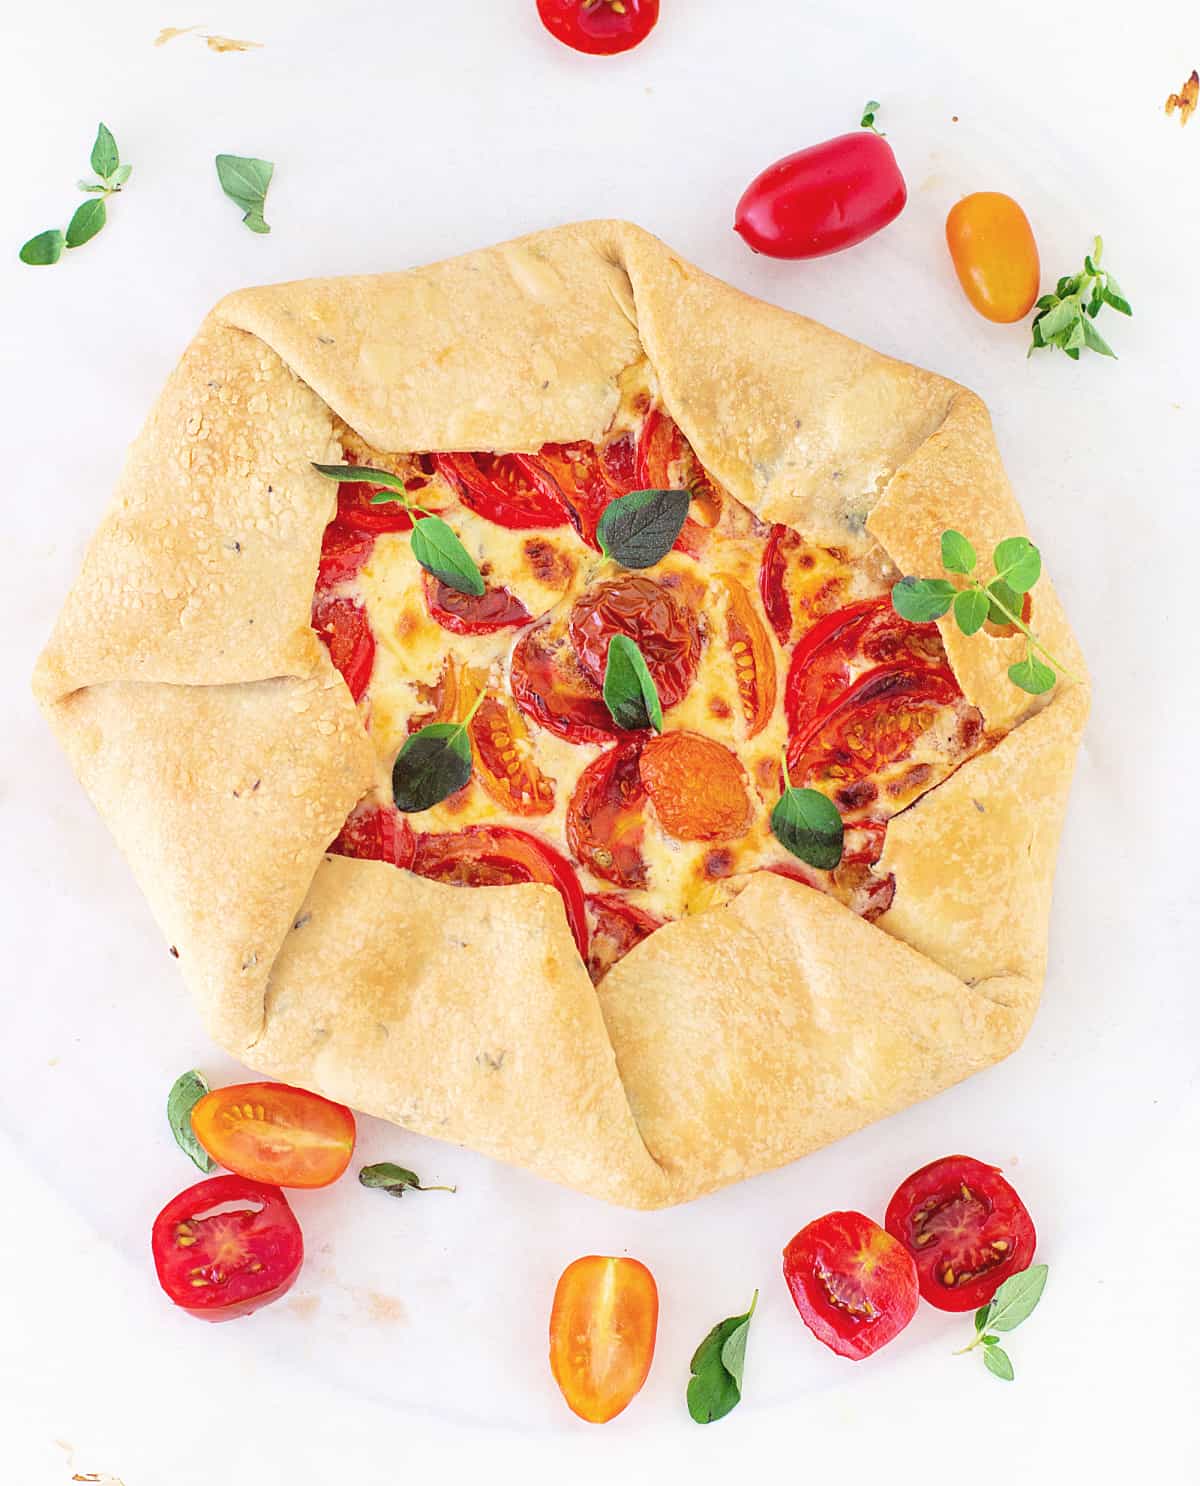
[359,1162,456,1197]
[20,123,131,265]
[391,687,485,813]
[770,750,844,870]
[892,530,1076,696]
[687,1290,758,1424]
[954,1263,1048,1381]
[1029,236,1131,360]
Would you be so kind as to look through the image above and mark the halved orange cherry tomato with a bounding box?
[422,572,532,635]
[537,0,660,57]
[570,575,702,710]
[152,1174,304,1321]
[639,731,752,841]
[190,1082,356,1189]
[511,618,621,744]
[946,192,1040,324]
[311,591,375,702]
[884,1155,1037,1313]
[584,892,663,981]
[567,740,648,888]
[782,1211,918,1360]
[720,576,776,737]
[432,452,570,530]
[470,692,556,815]
[328,801,416,870]
[549,1255,659,1424]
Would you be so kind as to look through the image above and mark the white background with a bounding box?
[2,1,1198,1482]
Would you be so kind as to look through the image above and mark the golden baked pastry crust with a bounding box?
[34,221,1088,1208]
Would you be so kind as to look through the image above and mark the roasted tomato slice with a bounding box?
[151,1175,304,1321]
[526,435,638,547]
[470,692,556,815]
[720,576,776,737]
[412,825,587,958]
[422,571,532,635]
[328,802,416,870]
[317,518,375,587]
[511,618,621,744]
[567,740,648,888]
[639,731,752,842]
[584,893,664,981]
[432,451,570,529]
[190,1082,356,1189]
[311,591,375,702]
[549,1256,659,1424]
[884,1155,1038,1312]
[637,407,723,554]
[782,1211,919,1360]
[570,574,702,709]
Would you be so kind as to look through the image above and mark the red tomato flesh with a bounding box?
[329,802,416,869]
[525,436,639,548]
[782,1210,918,1359]
[311,591,375,702]
[422,572,532,635]
[567,740,648,888]
[511,619,621,744]
[569,575,702,710]
[433,452,570,530]
[537,0,660,57]
[549,1255,659,1423]
[151,1175,303,1321]
[190,1082,356,1189]
[735,131,907,260]
[318,518,375,587]
[585,892,663,981]
[884,1155,1037,1312]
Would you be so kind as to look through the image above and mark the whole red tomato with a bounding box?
[537,0,660,56]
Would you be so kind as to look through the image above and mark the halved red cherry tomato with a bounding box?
[526,435,638,547]
[782,1211,918,1360]
[884,1155,1037,1312]
[334,480,417,535]
[511,619,620,744]
[537,0,659,57]
[549,1255,658,1424]
[470,692,556,815]
[191,1082,356,1189]
[759,524,797,647]
[422,572,532,635]
[570,575,702,709]
[584,893,663,981]
[639,731,752,842]
[151,1174,303,1321]
[637,408,723,549]
[567,741,648,888]
[311,591,375,702]
[720,576,776,737]
[329,802,416,870]
[946,193,1040,325]
[318,518,375,587]
[412,825,587,958]
[432,452,570,530]
[736,131,907,260]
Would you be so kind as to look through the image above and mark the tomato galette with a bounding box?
[35,222,1087,1208]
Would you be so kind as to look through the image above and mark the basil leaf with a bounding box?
[90,122,119,180]
[1008,654,1056,695]
[891,576,955,623]
[953,587,990,637]
[771,786,843,870]
[985,578,1023,626]
[410,515,485,597]
[983,1344,1015,1381]
[941,529,976,575]
[359,1162,456,1197]
[983,1263,1048,1331]
[686,1292,757,1425]
[311,462,409,494]
[215,153,274,233]
[596,487,690,569]
[392,722,471,812]
[65,197,106,249]
[19,229,64,265]
[167,1069,216,1173]
[602,635,663,732]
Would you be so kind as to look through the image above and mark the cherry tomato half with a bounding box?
[151,1174,303,1321]
[190,1082,357,1189]
[735,131,907,260]
[422,572,532,635]
[432,452,570,530]
[569,574,702,710]
[537,0,660,57]
[720,576,776,737]
[945,192,1040,324]
[639,731,752,842]
[511,618,621,744]
[584,892,663,981]
[782,1211,918,1360]
[884,1155,1037,1312]
[317,517,375,587]
[527,435,639,548]
[329,802,416,870]
[470,692,557,816]
[311,591,375,702]
[549,1255,659,1423]
[567,740,648,888]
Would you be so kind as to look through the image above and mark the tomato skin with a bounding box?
[639,731,752,842]
[329,802,416,870]
[570,575,702,710]
[885,1155,1037,1312]
[311,591,375,702]
[151,1175,303,1321]
[567,740,648,888]
[549,1256,659,1423]
[584,892,663,981]
[946,192,1040,324]
[759,524,797,647]
[335,479,419,535]
[511,619,622,744]
[735,132,907,259]
[191,1082,357,1189]
[432,452,570,530]
[318,518,375,587]
[782,1211,918,1360]
[525,436,638,548]
[537,0,660,57]
[422,572,532,635]
[470,692,557,816]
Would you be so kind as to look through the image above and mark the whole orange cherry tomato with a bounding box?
[945,192,1040,324]
[190,1082,356,1189]
[549,1255,659,1423]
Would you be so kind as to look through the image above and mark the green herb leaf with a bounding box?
[982,1263,1048,1332]
[167,1069,216,1173]
[215,153,274,233]
[108,162,133,189]
[985,578,1023,626]
[953,587,990,636]
[77,181,108,194]
[993,537,1041,593]
[65,197,107,249]
[90,122,119,180]
[1008,653,1056,695]
[860,99,883,133]
[392,722,472,813]
[687,1291,757,1425]
[311,462,409,494]
[891,576,956,623]
[596,487,691,569]
[1030,238,1130,359]
[771,784,843,870]
[941,529,976,575]
[19,229,65,265]
[983,1344,1015,1380]
[358,1162,456,1197]
[603,634,663,732]
[1080,317,1116,358]
[410,515,485,597]
[973,1305,991,1332]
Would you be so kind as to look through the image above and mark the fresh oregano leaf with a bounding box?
[596,487,691,569]
[311,462,409,494]
[953,587,990,636]
[215,153,274,233]
[19,229,65,265]
[771,782,843,870]
[985,578,1024,626]
[686,1291,757,1425]
[602,635,663,732]
[982,1262,1048,1331]
[1008,654,1056,695]
[974,1304,991,1332]
[859,99,883,134]
[720,1298,756,1392]
[891,576,956,623]
[983,1344,1015,1381]
[359,1162,456,1197]
[167,1069,216,1173]
[1080,317,1116,358]
[941,529,977,575]
[65,197,107,249]
[90,123,119,180]
[410,515,485,597]
[1030,237,1130,360]
[109,162,133,189]
[392,721,472,813]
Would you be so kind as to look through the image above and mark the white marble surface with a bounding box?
[2,1,1198,1481]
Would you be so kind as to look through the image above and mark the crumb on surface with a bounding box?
[1165,69,1198,125]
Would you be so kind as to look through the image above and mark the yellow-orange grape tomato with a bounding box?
[945,193,1040,324]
